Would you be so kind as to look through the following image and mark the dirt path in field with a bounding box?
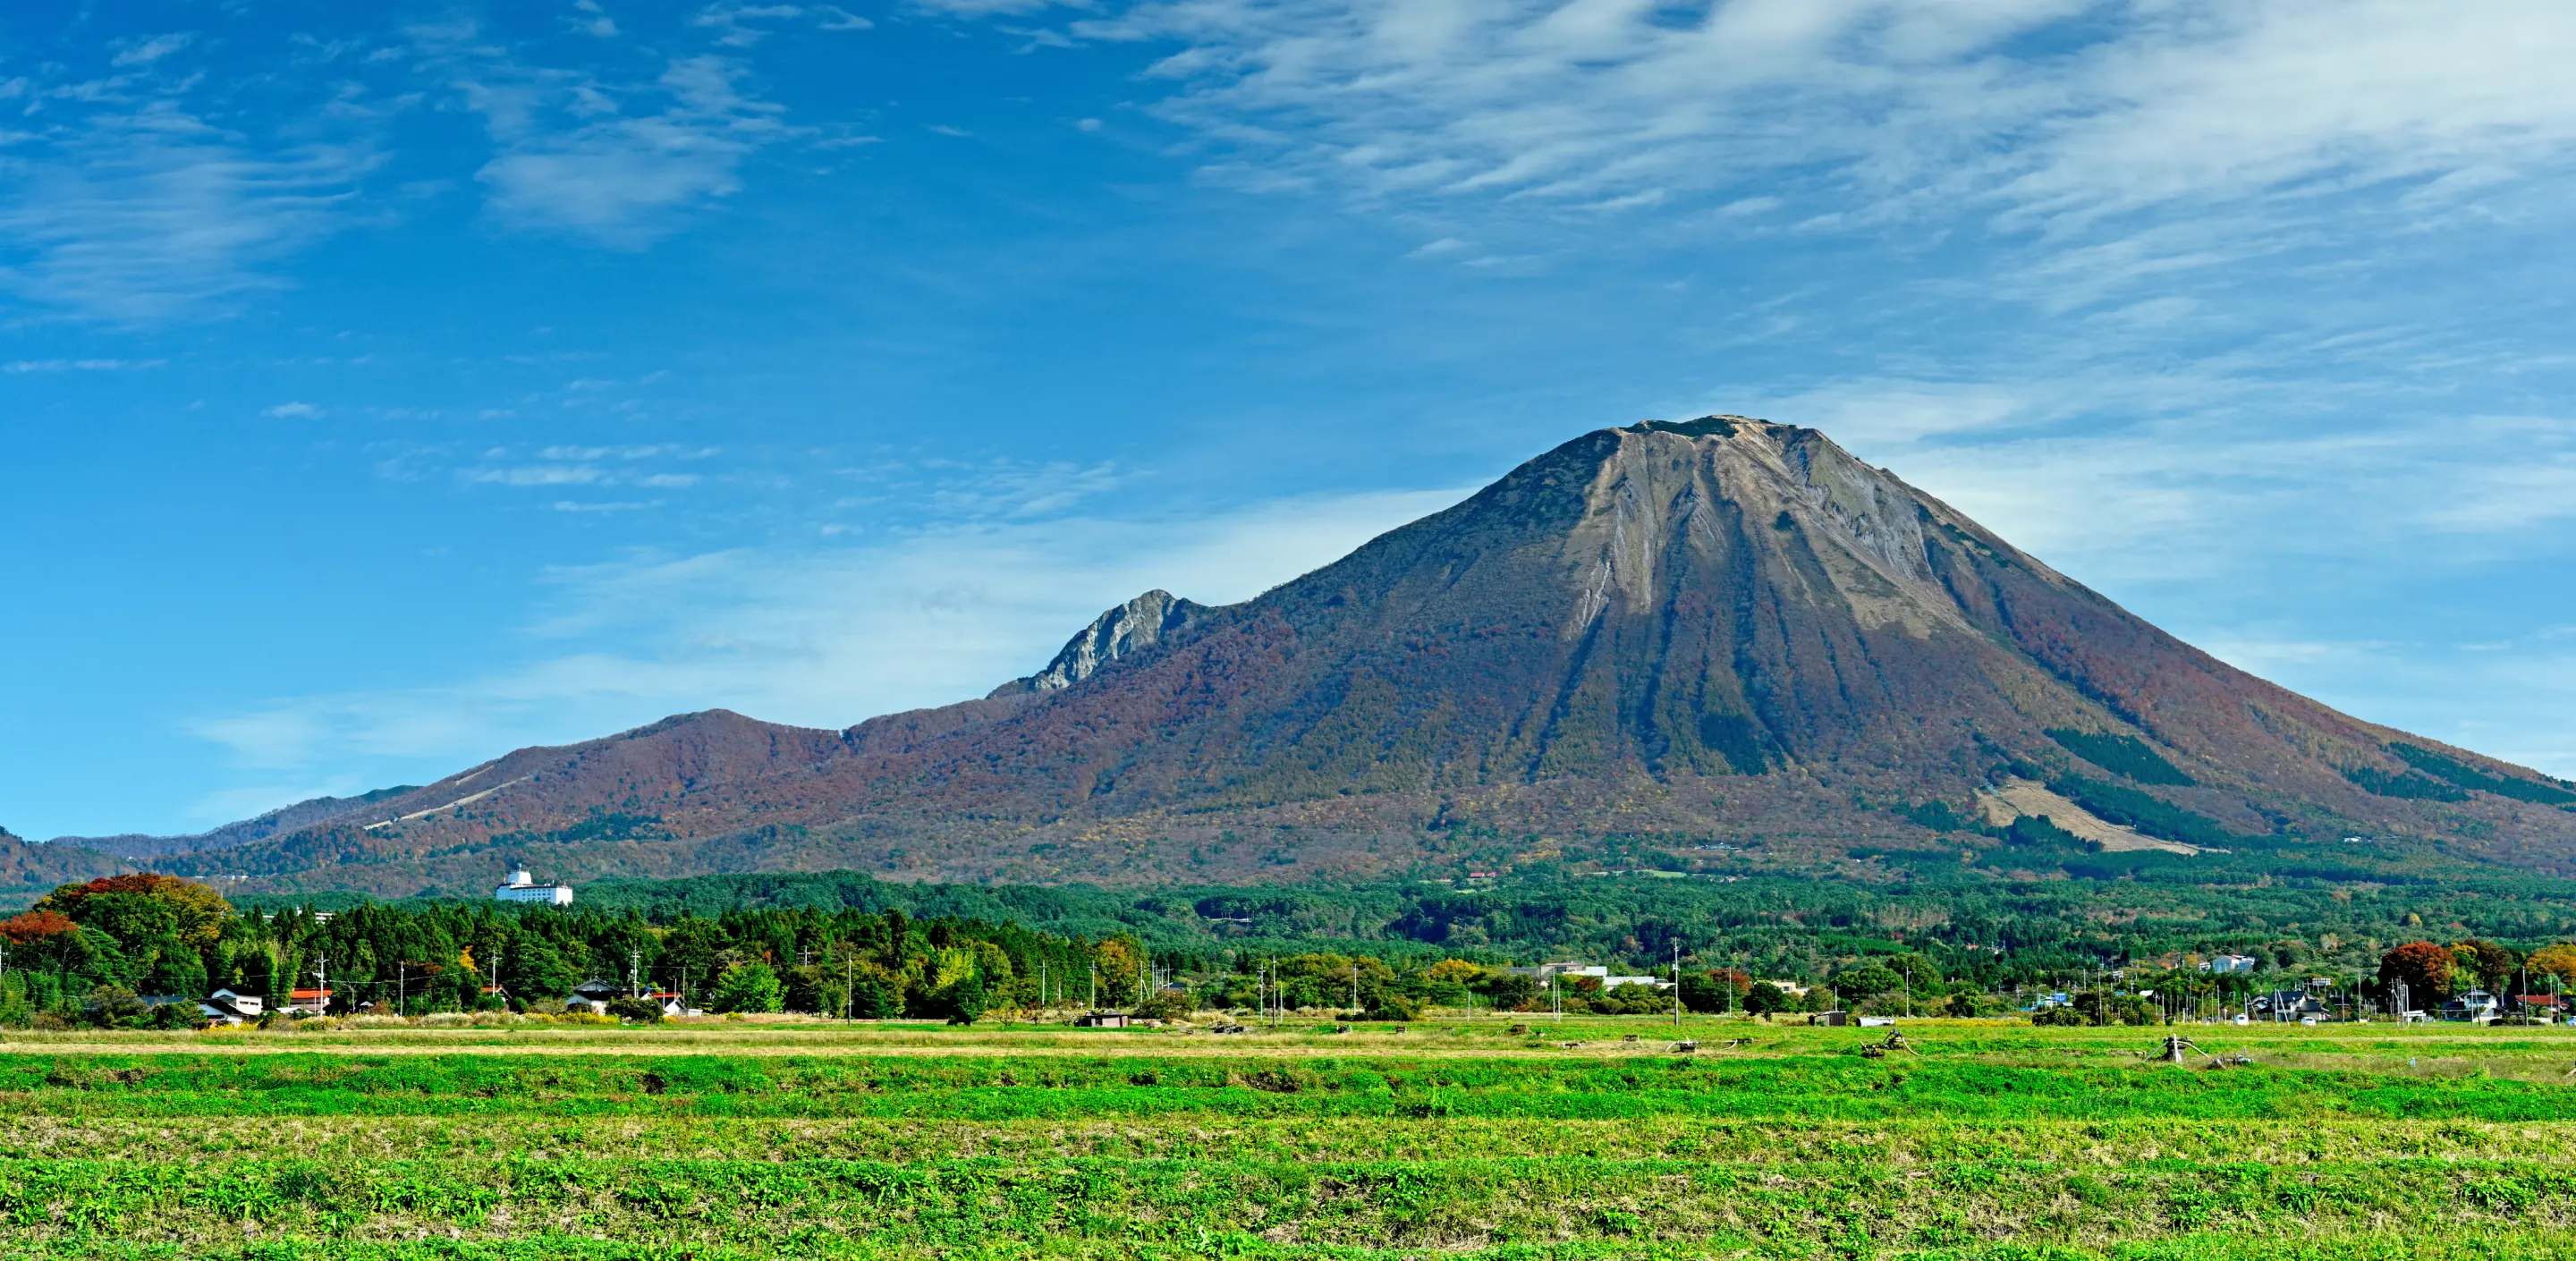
[0,1022,2557,1063]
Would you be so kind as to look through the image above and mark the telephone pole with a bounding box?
[629,949,641,998]
[313,953,329,1017]
[1672,942,1682,1028]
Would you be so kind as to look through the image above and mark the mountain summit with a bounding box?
[161,419,2576,894]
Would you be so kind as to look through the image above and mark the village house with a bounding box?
[196,989,265,1026]
[2439,989,2501,1022]
[2509,993,2564,1020]
[2250,989,2328,1022]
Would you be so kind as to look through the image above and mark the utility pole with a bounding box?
[1351,961,1360,1012]
[629,949,641,998]
[845,958,854,1020]
[397,961,406,1017]
[1672,942,1682,1028]
[313,953,329,1017]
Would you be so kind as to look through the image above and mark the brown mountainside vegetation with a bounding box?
[90,418,2576,897]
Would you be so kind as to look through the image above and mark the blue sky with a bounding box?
[5,1,2576,841]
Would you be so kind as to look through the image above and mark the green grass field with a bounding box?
[4,1015,2574,1259]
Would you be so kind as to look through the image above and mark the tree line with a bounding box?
[10,872,2576,1028]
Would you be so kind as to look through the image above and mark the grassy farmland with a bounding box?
[4,1017,2576,1259]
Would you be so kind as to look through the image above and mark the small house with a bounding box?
[2251,989,2327,1021]
[1076,1011,1131,1028]
[281,987,333,1016]
[196,988,265,1026]
[571,977,625,1003]
[2439,990,2500,1023]
[1809,1010,1852,1027]
[2202,955,2258,975]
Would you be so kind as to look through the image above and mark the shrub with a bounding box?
[606,996,666,1024]
[1362,993,1419,1022]
[1132,989,1193,1022]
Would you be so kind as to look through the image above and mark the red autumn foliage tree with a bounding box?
[0,910,77,944]
[2378,941,2456,1004]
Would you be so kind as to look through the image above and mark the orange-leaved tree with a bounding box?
[2378,941,2455,1004]
[2528,943,2576,988]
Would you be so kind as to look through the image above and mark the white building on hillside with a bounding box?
[496,868,574,905]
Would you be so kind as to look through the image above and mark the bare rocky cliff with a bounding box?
[987,589,1205,697]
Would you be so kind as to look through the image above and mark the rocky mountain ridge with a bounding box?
[123,417,2576,896]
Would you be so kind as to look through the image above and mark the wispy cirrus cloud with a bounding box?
[0,96,375,320]
[3,357,165,372]
[1067,0,2576,300]
[437,28,796,247]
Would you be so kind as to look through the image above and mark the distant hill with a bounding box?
[148,417,2576,896]
[0,824,120,897]
[52,785,419,859]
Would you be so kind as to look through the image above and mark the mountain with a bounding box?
[0,825,120,893]
[154,418,2576,896]
[51,785,420,859]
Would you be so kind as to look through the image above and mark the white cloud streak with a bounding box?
[458,51,792,246]
[0,101,373,320]
[1072,0,2576,289]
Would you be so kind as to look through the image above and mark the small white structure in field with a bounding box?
[496,868,574,905]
